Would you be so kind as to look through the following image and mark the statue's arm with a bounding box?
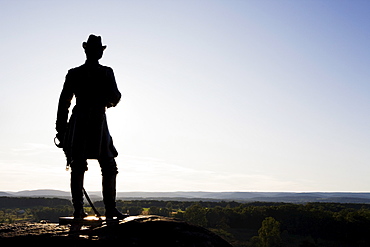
[56,70,74,135]
[106,68,121,108]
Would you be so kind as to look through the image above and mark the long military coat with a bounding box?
[56,61,121,163]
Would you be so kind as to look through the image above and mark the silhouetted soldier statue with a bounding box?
[55,34,125,219]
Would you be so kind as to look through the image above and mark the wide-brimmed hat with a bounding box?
[82,34,106,50]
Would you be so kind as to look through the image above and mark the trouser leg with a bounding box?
[99,158,126,219]
[70,159,88,218]
[99,158,118,210]
[102,173,117,210]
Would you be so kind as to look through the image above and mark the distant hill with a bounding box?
[0,192,13,197]
[117,191,370,204]
[10,190,71,198]
[2,190,370,204]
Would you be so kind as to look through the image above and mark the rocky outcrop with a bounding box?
[0,215,232,246]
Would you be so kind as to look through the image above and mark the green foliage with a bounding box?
[184,203,208,227]
[257,217,282,247]
[0,197,73,223]
[119,206,143,215]
[0,206,73,223]
[148,206,171,216]
[32,205,73,222]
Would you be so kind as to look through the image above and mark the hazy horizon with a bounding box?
[3,189,370,194]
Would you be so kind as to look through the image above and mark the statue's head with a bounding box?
[83,34,106,61]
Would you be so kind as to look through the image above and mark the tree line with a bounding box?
[0,197,71,208]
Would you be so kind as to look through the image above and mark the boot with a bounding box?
[71,170,88,219]
[102,173,127,219]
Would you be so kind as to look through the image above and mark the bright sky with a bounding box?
[1,0,370,192]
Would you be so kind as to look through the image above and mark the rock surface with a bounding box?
[0,215,232,246]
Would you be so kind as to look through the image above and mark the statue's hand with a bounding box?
[54,133,64,148]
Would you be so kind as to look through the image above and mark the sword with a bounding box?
[83,187,102,218]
